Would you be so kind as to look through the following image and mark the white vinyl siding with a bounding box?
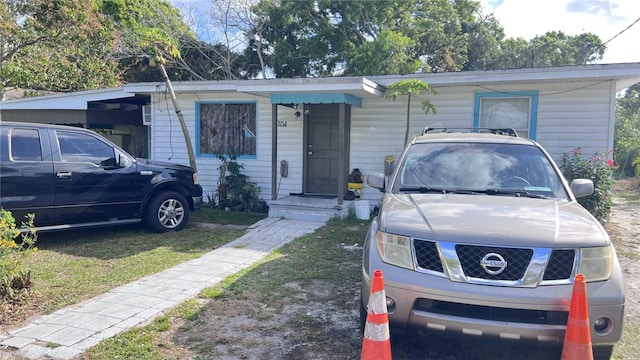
[534,81,614,160]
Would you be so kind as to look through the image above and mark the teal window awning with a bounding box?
[270,93,362,107]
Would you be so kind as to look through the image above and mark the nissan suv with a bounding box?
[361,128,624,359]
[0,121,202,232]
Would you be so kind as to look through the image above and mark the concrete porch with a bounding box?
[267,195,356,222]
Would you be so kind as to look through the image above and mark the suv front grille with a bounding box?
[456,245,532,281]
[543,250,576,280]
[412,240,576,286]
[414,240,443,272]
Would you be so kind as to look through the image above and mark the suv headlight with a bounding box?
[578,245,614,282]
[376,231,413,269]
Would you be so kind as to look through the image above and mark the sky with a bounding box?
[480,0,640,64]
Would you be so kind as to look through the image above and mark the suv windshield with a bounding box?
[393,142,568,200]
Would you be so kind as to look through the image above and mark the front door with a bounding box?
[304,104,349,194]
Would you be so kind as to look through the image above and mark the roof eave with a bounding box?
[371,63,640,90]
[0,87,134,110]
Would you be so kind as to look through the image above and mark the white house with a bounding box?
[2,63,640,218]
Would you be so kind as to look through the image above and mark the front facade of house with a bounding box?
[125,64,640,204]
[2,64,640,206]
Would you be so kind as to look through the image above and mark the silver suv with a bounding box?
[361,128,624,360]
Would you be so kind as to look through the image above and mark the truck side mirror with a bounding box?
[100,157,117,168]
[367,173,386,192]
[570,179,594,198]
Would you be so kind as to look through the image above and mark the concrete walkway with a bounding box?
[0,218,326,360]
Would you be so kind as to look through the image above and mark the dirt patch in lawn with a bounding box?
[609,178,640,322]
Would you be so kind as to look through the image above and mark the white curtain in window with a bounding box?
[480,97,530,137]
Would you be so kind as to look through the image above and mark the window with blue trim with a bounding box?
[474,92,538,139]
[198,102,256,157]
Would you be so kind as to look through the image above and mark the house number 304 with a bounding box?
[277,120,287,127]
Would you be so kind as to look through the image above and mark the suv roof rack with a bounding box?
[422,127,520,137]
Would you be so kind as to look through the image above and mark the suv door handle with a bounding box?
[57,171,72,179]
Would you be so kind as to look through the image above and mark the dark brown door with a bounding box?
[305,104,340,194]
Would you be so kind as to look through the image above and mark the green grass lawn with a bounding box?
[4,209,265,324]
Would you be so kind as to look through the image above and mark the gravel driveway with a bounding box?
[609,178,640,323]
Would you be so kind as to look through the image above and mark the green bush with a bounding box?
[560,148,616,225]
[0,210,37,304]
[215,154,264,212]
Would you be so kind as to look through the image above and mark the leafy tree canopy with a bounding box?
[250,0,505,76]
[0,0,248,98]
[98,0,195,82]
[248,0,607,77]
[0,0,119,97]
[614,83,640,176]
[488,31,605,69]
[99,0,254,81]
[346,30,423,76]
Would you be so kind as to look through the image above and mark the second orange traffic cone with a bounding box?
[561,274,593,360]
[361,270,392,360]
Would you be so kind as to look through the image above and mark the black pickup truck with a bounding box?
[0,121,202,232]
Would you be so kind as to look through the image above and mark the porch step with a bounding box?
[267,196,353,222]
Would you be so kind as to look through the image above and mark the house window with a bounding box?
[197,102,257,157]
[473,92,538,139]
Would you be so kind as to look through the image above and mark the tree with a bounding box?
[246,0,607,77]
[249,0,338,77]
[528,31,604,67]
[155,56,198,171]
[99,0,195,82]
[102,0,254,82]
[249,0,509,77]
[176,41,254,80]
[385,79,438,145]
[614,83,640,177]
[0,0,119,99]
[195,0,263,79]
[401,0,471,72]
[346,30,423,76]
[487,31,605,69]
[461,10,507,71]
[133,24,198,171]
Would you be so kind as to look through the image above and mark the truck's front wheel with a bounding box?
[145,191,190,232]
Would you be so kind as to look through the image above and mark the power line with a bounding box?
[603,16,640,46]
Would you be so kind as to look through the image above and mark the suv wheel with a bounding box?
[145,191,190,232]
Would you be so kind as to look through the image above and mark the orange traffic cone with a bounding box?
[561,274,593,360]
[361,270,392,360]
